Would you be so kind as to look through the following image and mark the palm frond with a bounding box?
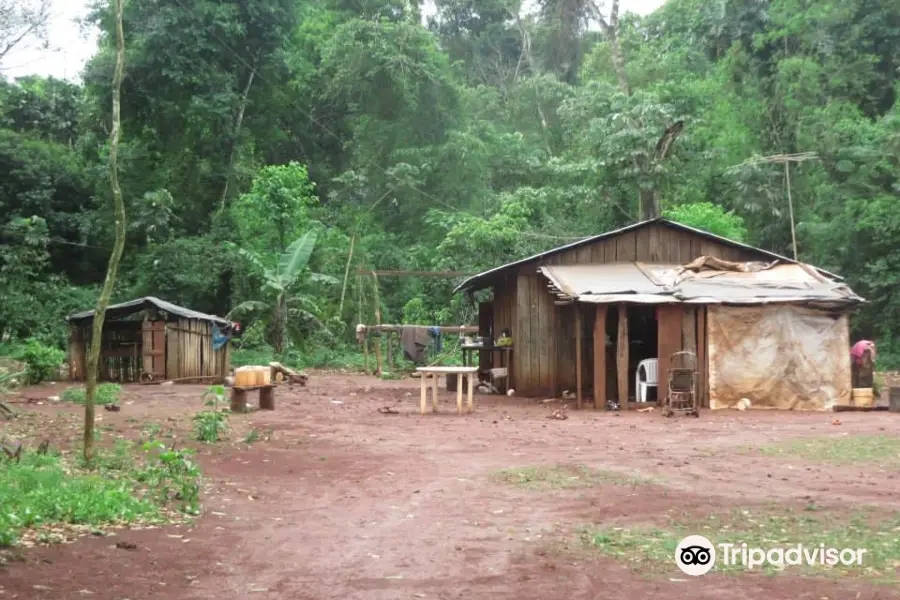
[226,300,269,319]
[287,307,333,338]
[277,231,318,285]
[309,272,339,285]
[228,242,275,281]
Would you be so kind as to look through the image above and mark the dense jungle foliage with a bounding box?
[1,0,899,367]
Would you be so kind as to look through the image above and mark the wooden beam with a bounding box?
[617,304,629,409]
[356,269,476,277]
[593,304,607,409]
[575,303,583,409]
[361,324,479,334]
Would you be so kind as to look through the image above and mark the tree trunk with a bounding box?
[639,188,659,220]
[217,57,259,215]
[272,293,286,355]
[606,0,630,96]
[84,0,127,463]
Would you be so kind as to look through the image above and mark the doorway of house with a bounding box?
[604,304,658,403]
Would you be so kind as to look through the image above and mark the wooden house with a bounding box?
[455,218,863,411]
[67,297,234,384]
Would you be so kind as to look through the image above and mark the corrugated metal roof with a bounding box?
[67,296,229,325]
[454,218,841,293]
[541,263,863,308]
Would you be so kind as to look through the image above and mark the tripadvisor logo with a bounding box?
[675,535,868,575]
[675,535,716,576]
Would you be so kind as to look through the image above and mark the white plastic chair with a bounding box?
[635,359,658,403]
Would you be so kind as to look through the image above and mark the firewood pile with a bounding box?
[269,362,308,386]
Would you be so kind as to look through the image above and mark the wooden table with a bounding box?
[230,384,276,412]
[416,366,478,415]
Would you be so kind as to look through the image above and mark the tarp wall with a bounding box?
[708,305,851,411]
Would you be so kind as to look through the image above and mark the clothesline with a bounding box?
[357,324,478,333]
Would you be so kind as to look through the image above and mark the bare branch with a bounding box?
[0,0,52,64]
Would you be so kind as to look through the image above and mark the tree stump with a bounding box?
[259,386,275,410]
[230,388,248,413]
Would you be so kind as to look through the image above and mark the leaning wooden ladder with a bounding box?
[663,351,699,418]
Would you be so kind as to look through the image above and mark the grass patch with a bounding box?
[492,464,651,490]
[755,435,900,466]
[60,383,122,405]
[583,508,900,581]
[0,439,203,548]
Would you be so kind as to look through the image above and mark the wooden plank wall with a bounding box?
[514,274,556,396]
[68,325,86,381]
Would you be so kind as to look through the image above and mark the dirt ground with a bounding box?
[1,375,899,599]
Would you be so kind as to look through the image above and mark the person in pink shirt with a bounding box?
[850,340,875,387]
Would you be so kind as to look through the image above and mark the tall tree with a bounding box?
[84,0,127,462]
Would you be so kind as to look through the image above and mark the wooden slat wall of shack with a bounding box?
[491,276,517,382]
[68,325,86,381]
[513,274,557,396]
[656,305,684,402]
[166,322,180,380]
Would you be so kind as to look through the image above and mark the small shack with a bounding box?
[67,297,234,384]
[455,218,864,411]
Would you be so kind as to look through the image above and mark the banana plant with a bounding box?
[227,231,337,354]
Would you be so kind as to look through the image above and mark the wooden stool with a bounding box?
[230,384,276,412]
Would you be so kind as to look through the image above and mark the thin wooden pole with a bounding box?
[386,331,393,368]
[593,304,608,409]
[617,304,629,410]
[784,161,798,260]
[338,234,356,316]
[372,272,383,376]
[362,335,370,373]
[575,304,583,409]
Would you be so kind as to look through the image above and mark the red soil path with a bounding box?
[1,375,898,599]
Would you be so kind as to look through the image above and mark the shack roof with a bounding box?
[67,296,229,325]
[454,217,840,293]
[540,262,863,309]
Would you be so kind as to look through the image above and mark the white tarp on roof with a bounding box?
[539,261,862,308]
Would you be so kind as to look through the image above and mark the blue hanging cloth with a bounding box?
[428,326,442,356]
[213,324,231,351]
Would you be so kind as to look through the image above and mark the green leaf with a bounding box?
[276,231,318,285]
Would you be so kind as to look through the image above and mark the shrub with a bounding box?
[16,339,65,384]
[136,441,202,514]
[60,383,121,405]
[193,410,228,443]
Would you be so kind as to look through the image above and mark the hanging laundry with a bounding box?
[212,324,231,351]
[428,326,443,356]
[400,325,430,363]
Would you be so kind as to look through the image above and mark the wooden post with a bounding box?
[259,386,275,410]
[386,331,393,368]
[230,388,247,413]
[362,335,370,373]
[575,304,583,409]
[593,304,608,409]
[372,272,383,376]
[617,304,629,409]
[420,375,427,415]
[432,373,439,412]
[457,373,464,415]
[467,371,474,412]
[374,334,383,376]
